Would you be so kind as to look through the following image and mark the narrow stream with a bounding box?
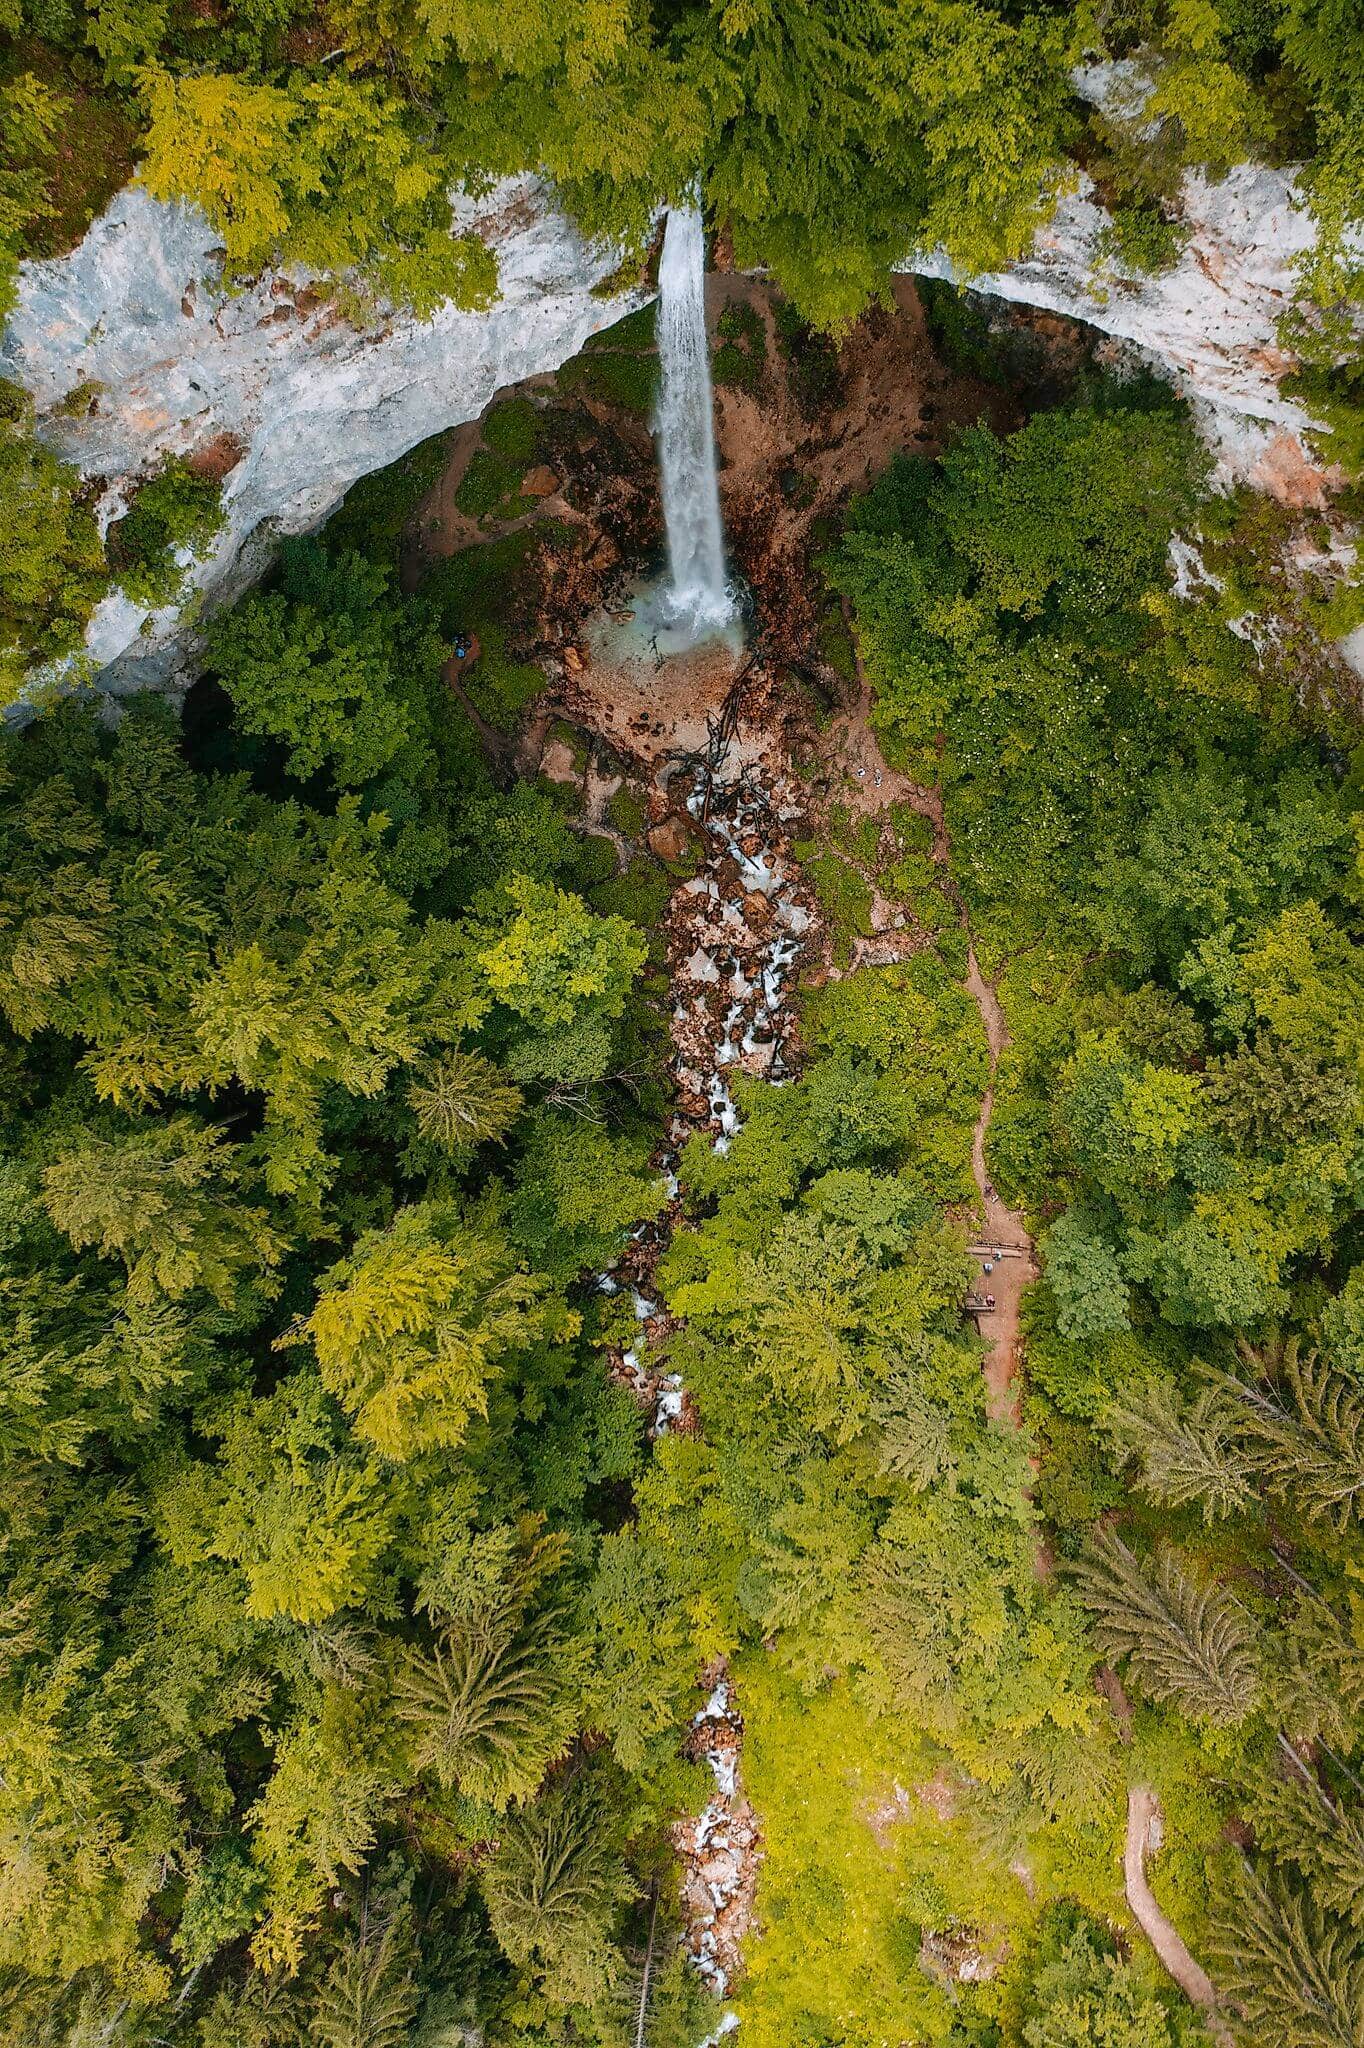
[594,761,823,2009]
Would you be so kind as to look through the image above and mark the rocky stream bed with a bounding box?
[589,753,831,2003]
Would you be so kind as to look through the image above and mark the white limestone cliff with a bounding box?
[0,175,643,689]
[2,144,1356,687]
[903,160,1337,507]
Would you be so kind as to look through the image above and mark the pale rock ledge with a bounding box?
[0,175,643,690]
[903,159,1338,507]
[1,155,1355,687]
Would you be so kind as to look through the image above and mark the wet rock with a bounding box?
[673,1667,761,1997]
[648,813,694,862]
[743,890,773,927]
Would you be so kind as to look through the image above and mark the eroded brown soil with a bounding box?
[787,621,1039,1415]
[710,276,1012,671]
[399,273,1008,717]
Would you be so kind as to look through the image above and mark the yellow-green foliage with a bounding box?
[0,68,61,315]
[107,456,223,607]
[0,383,108,699]
[1130,1707,1248,1949]
[802,954,989,1205]
[734,1654,954,2048]
[138,70,498,318]
[801,849,874,963]
[833,382,1364,2048]
[734,1656,1128,2048]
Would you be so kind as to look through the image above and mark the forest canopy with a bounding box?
[0,272,1362,2046]
[1,0,1362,332]
[1,0,1364,2033]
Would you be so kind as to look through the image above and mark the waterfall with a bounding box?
[655,204,734,637]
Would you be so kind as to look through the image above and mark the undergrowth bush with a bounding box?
[107,458,223,606]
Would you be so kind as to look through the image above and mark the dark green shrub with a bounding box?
[483,397,541,463]
[106,458,222,606]
[714,298,767,392]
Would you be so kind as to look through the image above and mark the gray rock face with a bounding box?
[3,143,1356,687]
[900,59,1362,504]
[1,175,643,687]
[902,159,1337,501]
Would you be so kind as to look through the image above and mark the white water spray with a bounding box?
[655,204,734,637]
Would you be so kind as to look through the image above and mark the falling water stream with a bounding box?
[656,204,735,637]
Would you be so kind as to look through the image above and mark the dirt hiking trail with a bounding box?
[824,640,1037,1419]
[1126,1788,1236,2045]
[963,946,1034,1423]
[826,652,1232,2033]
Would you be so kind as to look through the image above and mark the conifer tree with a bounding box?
[0,387,109,700]
[312,1913,420,2048]
[1256,1774,1364,1932]
[1069,1529,1260,1726]
[1212,1861,1364,2048]
[480,1777,633,2008]
[246,1696,396,1970]
[1217,1344,1364,1534]
[297,1203,569,1460]
[1021,1920,1193,2048]
[158,1370,395,1624]
[395,1596,579,1809]
[1263,1596,1364,1751]
[872,1362,955,1490]
[41,1117,283,1306]
[1106,1376,1256,1523]
[407,1047,524,1155]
